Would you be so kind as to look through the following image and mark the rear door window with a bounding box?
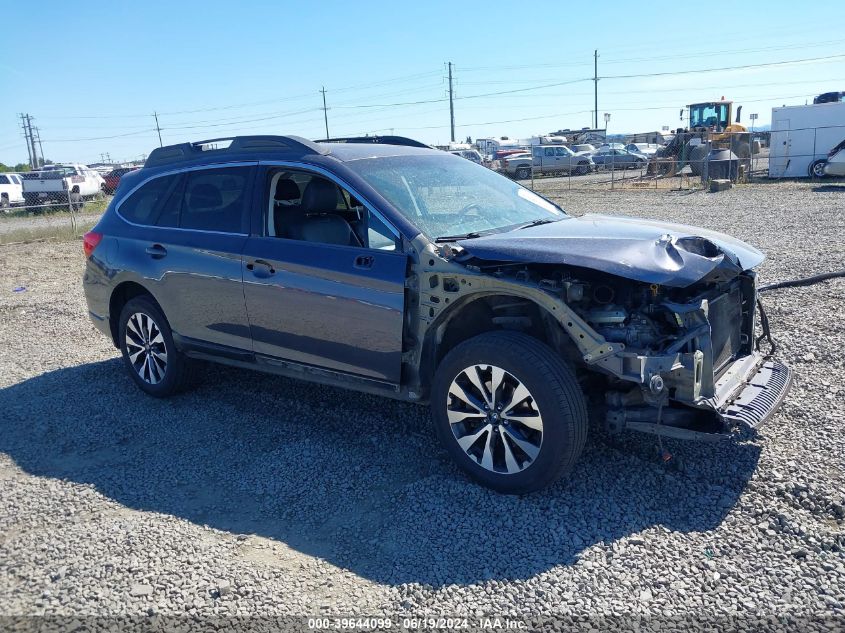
[0,175,9,184]
[180,167,250,233]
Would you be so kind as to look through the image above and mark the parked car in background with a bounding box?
[0,173,25,210]
[506,145,595,178]
[449,149,484,165]
[598,143,626,151]
[571,143,597,156]
[102,166,140,194]
[494,148,527,161]
[822,138,845,177]
[505,145,594,179]
[498,152,532,177]
[592,147,648,170]
[625,143,659,157]
[21,164,104,209]
[82,134,791,494]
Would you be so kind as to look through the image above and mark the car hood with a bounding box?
[456,214,765,287]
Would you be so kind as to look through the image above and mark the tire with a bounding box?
[118,295,194,397]
[575,162,589,176]
[69,191,83,211]
[688,144,709,176]
[515,166,531,179]
[0,195,8,212]
[809,159,827,179]
[431,331,588,494]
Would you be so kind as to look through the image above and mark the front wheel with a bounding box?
[809,159,827,179]
[431,331,588,494]
[118,296,194,397]
[575,162,589,176]
[515,166,531,179]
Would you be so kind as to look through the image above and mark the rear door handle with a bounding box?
[354,255,374,270]
[246,259,276,276]
[145,244,167,259]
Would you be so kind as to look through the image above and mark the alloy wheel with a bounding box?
[125,312,168,385]
[446,364,543,474]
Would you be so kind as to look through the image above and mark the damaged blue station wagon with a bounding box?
[82,135,792,493]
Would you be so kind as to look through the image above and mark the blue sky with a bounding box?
[0,0,843,164]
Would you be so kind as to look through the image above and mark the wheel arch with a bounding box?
[107,280,163,347]
[418,291,582,388]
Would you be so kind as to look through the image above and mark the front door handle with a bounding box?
[354,255,374,270]
[145,244,167,259]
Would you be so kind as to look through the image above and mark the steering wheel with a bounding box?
[456,202,484,220]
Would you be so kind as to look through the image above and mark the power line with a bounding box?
[601,53,845,80]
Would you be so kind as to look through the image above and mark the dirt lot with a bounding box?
[1,180,843,630]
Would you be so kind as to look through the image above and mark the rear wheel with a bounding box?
[431,331,588,494]
[118,296,193,397]
[515,166,531,179]
[0,195,8,212]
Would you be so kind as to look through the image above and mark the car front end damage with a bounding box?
[413,215,792,440]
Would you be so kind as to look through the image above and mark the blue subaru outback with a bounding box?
[83,135,791,493]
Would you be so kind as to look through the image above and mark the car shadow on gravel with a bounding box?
[0,359,761,587]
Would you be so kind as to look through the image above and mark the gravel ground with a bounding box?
[1,180,843,630]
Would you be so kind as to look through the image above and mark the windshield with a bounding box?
[346,153,565,240]
[690,103,729,129]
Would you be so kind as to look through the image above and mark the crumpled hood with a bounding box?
[456,214,765,287]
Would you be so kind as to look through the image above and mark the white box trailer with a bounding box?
[769,102,845,178]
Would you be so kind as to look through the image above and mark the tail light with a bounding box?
[83,231,103,258]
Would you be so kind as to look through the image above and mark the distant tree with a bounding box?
[13,163,31,172]
[0,163,9,173]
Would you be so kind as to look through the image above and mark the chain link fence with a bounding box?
[1,165,116,245]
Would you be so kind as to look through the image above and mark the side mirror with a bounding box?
[735,105,742,123]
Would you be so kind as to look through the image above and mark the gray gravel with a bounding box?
[0,180,843,630]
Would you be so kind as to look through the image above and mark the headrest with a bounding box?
[188,184,221,210]
[275,178,300,202]
[301,178,338,214]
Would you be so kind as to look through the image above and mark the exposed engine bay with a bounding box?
[434,250,791,441]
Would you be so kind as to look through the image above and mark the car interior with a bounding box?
[266,170,397,250]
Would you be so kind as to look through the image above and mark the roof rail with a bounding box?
[144,135,328,168]
[314,135,431,148]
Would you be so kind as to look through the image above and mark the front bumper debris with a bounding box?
[718,359,793,428]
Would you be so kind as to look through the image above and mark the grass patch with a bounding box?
[0,197,110,221]
[0,217,99,245]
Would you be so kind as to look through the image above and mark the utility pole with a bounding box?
[320,87,330,139]
[448,62,455,143]
[593,50,599,129]
[34,125,44,167]
[153,112,163,147]
[24,114,39,169]
[19,114,34,169]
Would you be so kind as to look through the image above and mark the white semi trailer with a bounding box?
[769,101,845,178]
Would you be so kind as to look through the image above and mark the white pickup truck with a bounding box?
[21,164,104,209]
[0,173,25,210]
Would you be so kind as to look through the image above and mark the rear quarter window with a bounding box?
[118,173,183,226]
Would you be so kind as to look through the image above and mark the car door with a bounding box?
[114,164,256,352]
[241,166,407,384]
